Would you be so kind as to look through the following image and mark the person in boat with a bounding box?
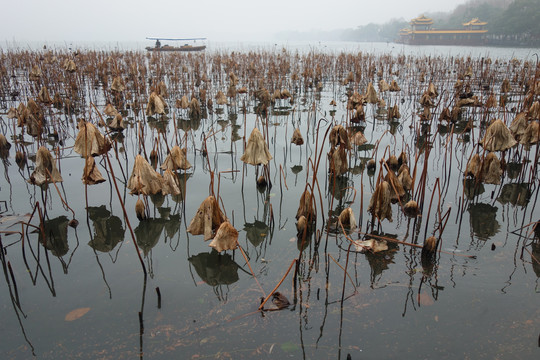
[155,39,161,49]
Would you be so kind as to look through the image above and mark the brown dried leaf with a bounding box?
[65,307,91,321]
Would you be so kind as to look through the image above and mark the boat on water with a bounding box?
[145,37,207,52]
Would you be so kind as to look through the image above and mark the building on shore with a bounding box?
[398,15,488,46]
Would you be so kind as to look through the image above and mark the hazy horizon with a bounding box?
[2,0,469,43]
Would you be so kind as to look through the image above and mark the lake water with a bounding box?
[0,41,539,359]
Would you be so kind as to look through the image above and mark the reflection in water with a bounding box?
[468,203,500,242]
[364,239,398,287]
[463,178,485,199]
[244,220,269,247]
[506,162,523,180]
[164,213,182,239]
[134,218,166,256]
[87,206,125,253]
[40,215,69,257]
[188,251,240,301]
[498,183,531,207]
[177,117,201,132]
[328,174,351,201]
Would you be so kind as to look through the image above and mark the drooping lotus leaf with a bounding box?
[365,82,378,104]
[127,155,164,195]
[338,207,357,230]
[481,152,502,185]
[209,222,238,252]
[74,120,110,157]
[240,127,272,166]
[329,125,349,149]
[291,128,304,146]
[161,146,191,171]
[162,169,181,196]
[368,181,393,222]
[328,146,348,176]
[187,196,227,240]
[480,119,517,152]
[296,189,316,220]
[146,92,166,116]
[111,77,125,92]
[28,146,63,186]
[82,156,105,185]
[519,121,539,147]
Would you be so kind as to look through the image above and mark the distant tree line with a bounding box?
[342,0,539,46]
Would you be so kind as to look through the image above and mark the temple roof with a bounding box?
[463,18,487,26]
[410,15,433,25]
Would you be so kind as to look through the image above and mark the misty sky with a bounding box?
[2,0,469,42]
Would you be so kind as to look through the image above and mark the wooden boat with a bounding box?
[145,37,207,52]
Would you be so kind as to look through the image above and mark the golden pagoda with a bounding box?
[399,16,488,46]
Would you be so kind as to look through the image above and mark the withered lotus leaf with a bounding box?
[162,169,181,196]
[189,98,201,119]
[63,59,77,72]
[127,155,164,195]
[111,76,125,92]
[240,127,272,166]
[215,91,227,105]
[385,169,405,201]
[82,156,105,185]
[368,181,393,222]
[135,199,146,221]
[29,65,42,80]
[108,113,125,131]
[38,86,52,103]
[519,121,539,146]
[388,104,401,120]
[365,82,378,104]
[510,112,528,138]
[0,134,11,152]
[187,196,227,240]
[7,107,18,119]
[398,167,413,191]
[104,103,118,117]
[338,207,357,230]
[28,146,63,186]
[353,238,388,253]
[480,119,517,151]
[427,82,438,97]
[179,95,190,109]
[328,146,348,176]
[482,152,502,185]
[351,131,367,146]
[465,154,482,178]
[161,146,192,171]
[379,79,389,92]
[329,125,349,148]
[74,120,109,157]
[296,189,315,220]
[291,128,304,146]
[65,307,90,321]
[389,80,401,92]
[209,221,239,252]
[146,92,166,116]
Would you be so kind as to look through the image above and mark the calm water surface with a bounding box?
[0,41,539,359]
